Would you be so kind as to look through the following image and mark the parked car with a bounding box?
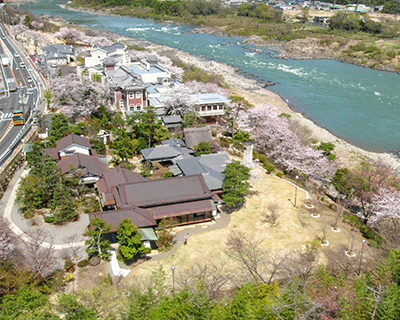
[14,52,19,57]
[19,62,25,68]
[26,76,32,83]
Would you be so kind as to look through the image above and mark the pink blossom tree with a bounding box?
[369,187,400,225]
[0,219,15,262]
[52,74,113,118]
[238,104,336,181]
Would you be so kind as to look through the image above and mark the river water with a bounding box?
[21,0,400,153]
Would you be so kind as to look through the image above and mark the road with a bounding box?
[0,23,40,163]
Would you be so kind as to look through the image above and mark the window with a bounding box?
[135,91,141,98]
[207,106,212,111]
[130,105,135,111]
[119,100,124,108]
[219,105,224,110]
[129,92,134,99]
[201,106,206,111]
[213,106,218,110]
[136,105,141,111]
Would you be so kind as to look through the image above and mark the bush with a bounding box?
[89,256,101,266]
[164,172,173,178]
[64,273,74,282]
[276,172,283,178]
[342,212,363,228]
[77,259,90,268]
[360,225,385,245]
[64,259,75,273]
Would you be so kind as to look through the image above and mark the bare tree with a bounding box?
[364,283,387,320]
[264,203,281,226]
[20,227,57,279]
[316,223,329,245]
[64,234,84,259]
[224,230,270,285]
[331,197,344,231]
[180,262,231,299]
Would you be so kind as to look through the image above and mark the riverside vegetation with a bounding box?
[71,0,400,72]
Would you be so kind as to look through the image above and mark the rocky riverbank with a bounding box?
[75,25,400,168]
[32,7,400,169]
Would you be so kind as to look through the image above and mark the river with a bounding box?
[20,0,400,153]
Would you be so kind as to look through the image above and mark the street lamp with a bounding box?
[171,266,175,294]
[294,175,299,208]
[358,239,366,275]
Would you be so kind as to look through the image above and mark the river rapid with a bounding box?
[20,0,400,154]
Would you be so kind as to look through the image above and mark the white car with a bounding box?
[26,76,32,83]
[14,52,19,58]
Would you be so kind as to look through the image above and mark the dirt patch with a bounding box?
[65,261,110,293]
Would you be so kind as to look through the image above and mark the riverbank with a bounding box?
[69,24,400,168]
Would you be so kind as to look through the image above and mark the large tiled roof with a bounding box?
[89,207,156,232]
[45,147,59,161]
[58,153,108,177]
[56,134,92,151]
[112,174,212,209]
[96,166,145,194]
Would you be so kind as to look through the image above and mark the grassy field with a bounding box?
[122,168,371,286]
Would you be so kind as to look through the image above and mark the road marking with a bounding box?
[18,69,27,88]
[0,120,13,143]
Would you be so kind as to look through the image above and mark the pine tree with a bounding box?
[222,161,251,208]
[85,217,112,261]
[117,218,149,261]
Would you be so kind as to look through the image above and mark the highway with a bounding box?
[0,23,40,164]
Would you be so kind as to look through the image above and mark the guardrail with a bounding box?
[0,121,32,166]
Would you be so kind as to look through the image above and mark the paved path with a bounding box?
[0,166,88,256]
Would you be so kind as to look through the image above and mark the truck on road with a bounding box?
[1,53,9,66]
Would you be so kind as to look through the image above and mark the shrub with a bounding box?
[64,259,75,273]
[360,225,385,245]
[276,172,283,178]
[64,273,74,282]
[89,256,101,266]
[77,259,90,268]
[164,172,173,178]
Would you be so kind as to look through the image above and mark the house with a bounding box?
[162,115,182,129]
[45,133,101,161]
[84,42,129,69]
[92,173,217,229]
[149,92,229,120]
[122,55,172,84]
[57,153,108,184]
[140,138,194,165]
[105,65,148,113]
[42,44,75,65]
[96,166,146,211]
[171,153,231,194]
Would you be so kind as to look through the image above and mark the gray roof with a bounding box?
[97,42,126,53]
[106,65,147,90]
[42,44,74,59]
[184,126,213,148]
[175,153,231,190]
[161,138,186,147]
[162,115,182,128]
[138,228,158,241]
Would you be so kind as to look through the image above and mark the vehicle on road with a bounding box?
[26,76,32,83]
[1,54,9,66]
[19,62,25,68]
[6,78,17,92]
[14,52,19,58]
[27,88,34,95]
[12,110,24,126]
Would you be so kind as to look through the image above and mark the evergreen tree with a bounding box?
[222,161,251,208]
[47,113,70,147]
[117,218,149,261]
[85,217,112,261]
[194,141,211,156]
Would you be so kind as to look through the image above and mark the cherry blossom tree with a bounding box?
[368,187,400,225]
[238,104,336,181]
[31,20,44,30]
[0,219,15,262]
[54,27,86,43]
[22,30,51,48]
[52,74,113,118]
